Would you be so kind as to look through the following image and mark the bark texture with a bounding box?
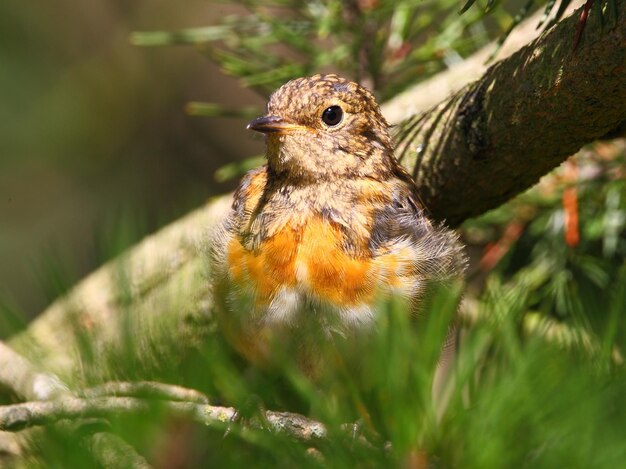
[393,1,626,225]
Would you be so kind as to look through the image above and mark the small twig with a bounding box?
[460,298,624,364]
[0,341,151,467]
[344,0,378,90]
[0,396,327,441]
[1,339,327,460]
[80,381,209,404]
[573,0,596,51]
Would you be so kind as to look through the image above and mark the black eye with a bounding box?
[321,105,343,126]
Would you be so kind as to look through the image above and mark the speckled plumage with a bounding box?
[210,74,466,374]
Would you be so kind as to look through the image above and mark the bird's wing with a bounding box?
[369,179,466,282]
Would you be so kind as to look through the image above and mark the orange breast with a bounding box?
[227,224,299,303]
[226,216,377,307]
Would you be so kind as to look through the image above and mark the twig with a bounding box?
[344,0,378,90]
[80,381,209,404]
[380,1,584,124]
[459,298,624,364]
[0,341,151,468]
[0,396,327,441]
[1,339,326,461]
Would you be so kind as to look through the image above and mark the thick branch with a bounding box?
[0,341,68,401]
[9,197,232,376]
[393,0,626,225]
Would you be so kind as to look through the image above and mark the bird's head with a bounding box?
[247,74,394,182]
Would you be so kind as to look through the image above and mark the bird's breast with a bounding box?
[226,215,421,325]
[227,216,371,306]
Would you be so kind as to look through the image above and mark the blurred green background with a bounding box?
[0,0,265,320]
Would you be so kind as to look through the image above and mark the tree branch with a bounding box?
[79,381,209,404]
[0,341,152,467]
[8,197,232,376]
[393,0,626,225]
[0,396,327,441]
[379,2,583,123]
[0,341,68,401]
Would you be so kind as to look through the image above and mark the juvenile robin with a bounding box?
[210,74,466,376]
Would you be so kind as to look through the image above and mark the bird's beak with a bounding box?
[246,115,304,134]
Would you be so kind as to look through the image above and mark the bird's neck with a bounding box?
[265,135,396,184]
[261,167,392,225]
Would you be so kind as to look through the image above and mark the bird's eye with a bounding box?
[321,106,343,127]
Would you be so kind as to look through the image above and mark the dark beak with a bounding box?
[246,115,303,134]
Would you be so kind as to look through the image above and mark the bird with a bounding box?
[210,74,466,377]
